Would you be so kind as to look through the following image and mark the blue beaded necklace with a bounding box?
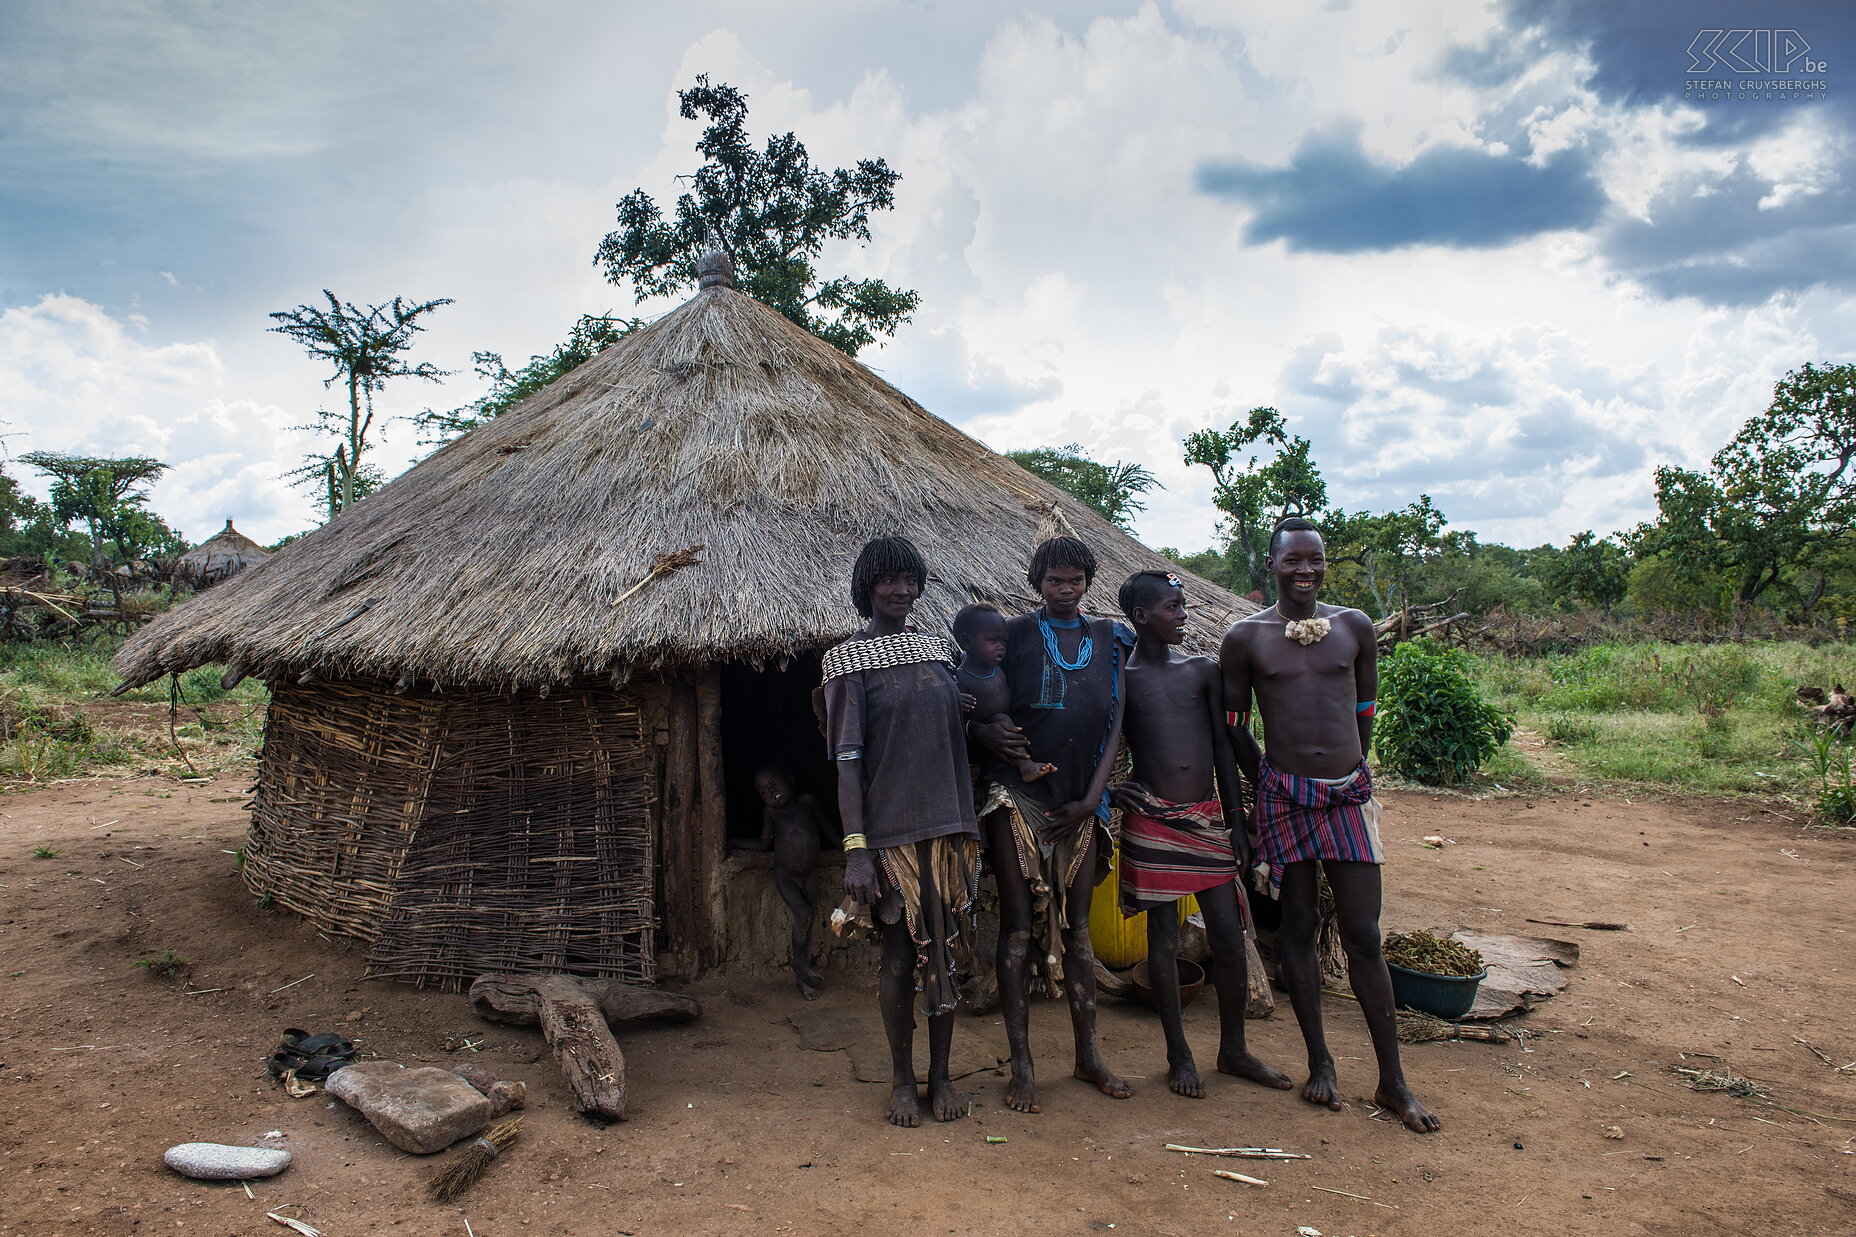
[1038,608,1093,670]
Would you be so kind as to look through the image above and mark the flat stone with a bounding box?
[326,1061,492,1154]
[163,1143,292,1180]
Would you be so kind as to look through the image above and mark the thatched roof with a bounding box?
[175,519,270,590]
[116,268,1256,693]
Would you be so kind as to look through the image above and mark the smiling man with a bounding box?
[1219,516,1439,1133]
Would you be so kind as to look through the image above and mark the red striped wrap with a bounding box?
[1117,797,1243,919]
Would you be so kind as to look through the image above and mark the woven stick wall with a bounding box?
[245,676,655,991]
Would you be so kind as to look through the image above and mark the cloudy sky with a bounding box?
[2,0,1851,553]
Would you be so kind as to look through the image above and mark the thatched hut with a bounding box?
[176,519,271,589]
[115,256,1257,990]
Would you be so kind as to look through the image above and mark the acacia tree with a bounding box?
[417,313,642,445]
[1641,362,1856,634]
[1005,444,1161,531]
[594,76,919,356]
[269,291,452,515]
[1183,407,1327,596]
[18,452,170,569]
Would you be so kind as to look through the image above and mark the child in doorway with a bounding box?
[734,765,834,999]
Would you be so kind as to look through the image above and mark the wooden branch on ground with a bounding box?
[469,974,629,1120]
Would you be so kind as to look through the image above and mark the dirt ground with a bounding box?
[1,774,1853,1237]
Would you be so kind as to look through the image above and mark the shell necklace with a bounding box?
[1275,605,1330,646]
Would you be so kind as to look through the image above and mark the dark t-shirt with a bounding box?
[989,612,1131,810]
[823,645,981,851]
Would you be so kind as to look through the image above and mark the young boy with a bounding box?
[733,766,834,999]
[952,602,1054,784]
[1111,570,1290,1098]
[1221,517,1439,1132]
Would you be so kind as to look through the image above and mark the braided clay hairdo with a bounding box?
[1026,536,1097,590]
[851,535,929,618]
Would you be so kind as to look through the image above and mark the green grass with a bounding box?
[0,630,268,783]
[131,948,188,978]
[1468,639,1856,806]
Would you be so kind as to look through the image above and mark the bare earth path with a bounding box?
[1,776,1852,1236]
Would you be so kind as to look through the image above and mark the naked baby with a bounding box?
[952,602,1054,784]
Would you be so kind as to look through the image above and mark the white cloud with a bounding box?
[0,295,315,543]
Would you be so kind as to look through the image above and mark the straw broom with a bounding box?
[1395,1009,1519,1044]
[427,1118,522,1203]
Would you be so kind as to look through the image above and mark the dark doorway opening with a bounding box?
[717,652,839,841]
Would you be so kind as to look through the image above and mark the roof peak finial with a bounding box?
[696,250,735,291]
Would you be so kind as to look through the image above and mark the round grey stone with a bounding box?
[163,1142,293,1180]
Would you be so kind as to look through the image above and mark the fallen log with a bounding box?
[470,973,702,1028]
[467,973,701,1123]
[470,974,627,1120]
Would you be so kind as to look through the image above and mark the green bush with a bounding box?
[1376,638,1515,785]
[1674,646,1764,719]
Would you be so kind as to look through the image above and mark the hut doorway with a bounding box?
[718,652,837,839]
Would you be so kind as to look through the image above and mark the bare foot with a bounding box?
[1300,1059,1343,1111]
[1375,1081,1441,1132]
[1016,759,1058,784]
[1073,1057,1133,1100]
[1217,1049,1294,1090]
[1167,1057,1205,1098]
[929,1077,965,1122]
[1005,1062,1040,1113]
[887,1082,921,1127]
[796,968,820,1001]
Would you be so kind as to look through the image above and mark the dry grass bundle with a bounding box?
[114,280,1255,694]
[427,1117,521,1203]
[1672,1063,1766,1099]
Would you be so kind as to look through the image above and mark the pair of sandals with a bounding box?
[266,1028,355,1080]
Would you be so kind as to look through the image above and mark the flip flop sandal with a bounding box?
[291,1033,354,1059]
[293,1053,353,1081]
[267,1051,305,1079]
[275,1028,314,1057]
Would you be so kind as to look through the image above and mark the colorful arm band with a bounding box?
[1356,700,1376,717]
[842,833,869,851]
[1226,710,1250,729]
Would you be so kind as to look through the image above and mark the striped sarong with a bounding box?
[1253,758,1384,892]
[1118,797,1243,919]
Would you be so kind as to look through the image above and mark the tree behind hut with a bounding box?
[269,291,453,516]
[417,313,643,445]
[1005,444,1161,531]
[1183,406,1327,597]
[594,75,919,357]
